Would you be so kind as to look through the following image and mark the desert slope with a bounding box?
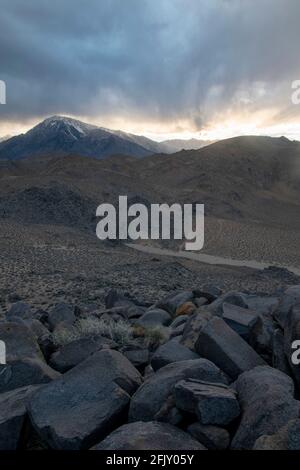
[0,135,299,266]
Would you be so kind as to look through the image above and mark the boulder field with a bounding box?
[1,285,300,450]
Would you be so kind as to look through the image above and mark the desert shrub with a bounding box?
[143,326,168,349]
[52,316,167,350]
[52,326,80,347]
[132,324,147,338]
[76,316,134,347]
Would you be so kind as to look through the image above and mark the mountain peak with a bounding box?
[36,115,97,137]
[0,115,216,161]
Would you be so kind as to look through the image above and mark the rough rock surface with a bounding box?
[49,335,114,372]
[273,285,300,329]
[92,421,206,450]
[222,302,258,340]
[174,379,240,425]
[195,316,266,379]
[6,302,33,320]
[231,366,300,449]
[46,303,77,331]
[136,309,172,327]
[0,358,60,393]
[129,358,228,422]
[0,322,44,361]
[254,419,300,450]
[0,385,41,450]
[272,328,291,375]
[180,309,212,351]
[27,350,142,449]
[187,422,230,450]
[151,339,199,371]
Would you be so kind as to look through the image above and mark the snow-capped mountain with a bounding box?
[0,116,161,160]
[0,115,212,160]
[33,115,98,137]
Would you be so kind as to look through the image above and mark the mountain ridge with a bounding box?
[0,115,212,161]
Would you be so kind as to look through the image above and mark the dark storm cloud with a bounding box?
[0,0,300,127]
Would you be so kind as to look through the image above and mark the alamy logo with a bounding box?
[0,80,6,104]
[0,341,6,364]
[291,80,300,105]
[96,196,204,251]
[291,340,300,365]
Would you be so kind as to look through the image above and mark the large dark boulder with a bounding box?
[222,303,258,340]
[22,319,50,341]
[187,422,230,450]
[49,335,114,372]
[174,379,240,426]
[0,321,58,393]
[180,309,212,351]
[254,419,300,450]
[245,295,278,314]
[0,385,41,450]
[248,312,275,361]
[6,302,32,320]
[207,291,248,316]
[27,350,142,449]
[231,366,300,449]
[136,309,172,328]
[122,347,149,370]
[92,421,206,450]
[272,328,291,375]
[151,339,199,371]
[46,303,77,331]
[0,322,44,362]
[0,358,60,393]
[195,317,266,379]
[193,286,222,303]
[129,358,228,422]
[273,285,300,329]
[170,315,189,329]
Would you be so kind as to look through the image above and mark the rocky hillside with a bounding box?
[1,284,300,450]
[0,135,300,267]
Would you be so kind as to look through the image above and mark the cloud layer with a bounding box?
[0,0,300,137]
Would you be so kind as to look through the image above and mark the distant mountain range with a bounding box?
[160,137,214,153]
[0,116,211,160]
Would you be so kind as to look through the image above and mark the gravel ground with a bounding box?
[0,220,299,317]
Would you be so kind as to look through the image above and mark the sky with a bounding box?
[0,0,300,141]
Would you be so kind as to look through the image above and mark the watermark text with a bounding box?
[96,196,204,251]
[0,80,6,104]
